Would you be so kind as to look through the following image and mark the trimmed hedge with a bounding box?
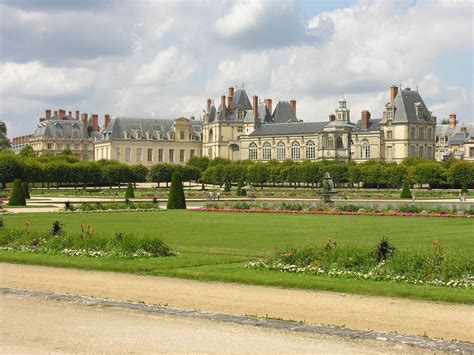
[167,172,186,209]
[22,181,30,199]
[400,180,412,199]
[125,182,135,198]
[9,179,26,206]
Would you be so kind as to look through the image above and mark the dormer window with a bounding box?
[238,110,244,121]
[146,131,153,140]
[415,102,422,118]
[124,130,131,139]
[135,131,142,139]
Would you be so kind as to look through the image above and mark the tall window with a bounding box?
[291,141,300,160]
[427,146,433,159]
[125,148,131,162]
[136,148,142,162]
[180,131,185,140]
[180,149,185,163]
[249,143,257,160]
[115,147,121,160]
[410,127,416,140]
[277,142,286,160]
[327,137,334,149]
[410,145,416,157]
[305,141,316,159]
[419,146,424,158]
[427,128,432,140]
[147,148,153,162]
[169,149,174,162]
[419,128,424,140]
[190,149,195,159]
[336,136,343,149]
[158,149,163,162]
[387,131,393,140]
[262,143,271,160]
[209,129,213,142]
[360,140,370,159]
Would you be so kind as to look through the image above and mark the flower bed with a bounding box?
[193,207,473,218]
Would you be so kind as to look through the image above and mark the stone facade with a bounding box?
[435,113,474,161]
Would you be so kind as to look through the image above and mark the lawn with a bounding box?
[1,210,473,303]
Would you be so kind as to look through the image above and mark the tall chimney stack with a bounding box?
[227,95,234,112]
[45,109,51,120]
[68,111,72,117]
[54,110,58,117]
[221,95,227,119]
[390,85,399,101]
[449,113,456,128]
[92,114,99,131]
[104,114,111,128]
[289,99,296,114]
[252,95,258,119]
[228,87,234,98]
[264,98,272,115]
[75,110,80,120]
[206,98,212,113]
[81,113,88,128]
[58,109,65,120]
[361,110,371,130]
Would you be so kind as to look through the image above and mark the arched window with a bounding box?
[277,142,286,160]
[262,142,272,160]
[327,137,334,149]
[209,129,213,142]
[360,140,370,159]
[249,143,258,160]
[305,140,316,159]
[336,136,343,149]
[207,147,213,158]
[291,141,300,160]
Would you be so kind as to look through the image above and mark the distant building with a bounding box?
[94,116,203,166]
[435,113,474,161]
[11,134,32,153]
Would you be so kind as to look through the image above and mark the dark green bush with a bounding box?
[224,181,231,192]
[337,204,360,212]
[125,182,135,198]
[21,182,30,199]
[400,180,412,199]
[167,172,186,209]
[374,237,396,261]
[399,205,422,213]
[9,179,26,206]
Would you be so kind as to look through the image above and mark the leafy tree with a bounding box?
[0,121,10,149]
[125,182,135,198]
[9,179,26,206]
[412,162,446,189]
[400,180,412,199]
[447,161,474,188]
[167,172,186,209]
[19,145,35,158]
[384,164,406,188]
[130,164,148,188]
[236,178,245,196]
[149,164,173,187]
[0,151,23,188]
[247,163,270,189]
[186,156,210,174]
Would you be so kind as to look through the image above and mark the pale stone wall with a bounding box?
[30,137,94,160]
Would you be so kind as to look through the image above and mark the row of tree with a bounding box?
[1,150,473,190]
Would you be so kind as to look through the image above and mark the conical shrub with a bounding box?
[9,179,26,206]
[224,181,231,192]
[167,172,186,209]
[125,182,135,199]
[400,180,412,199]
[22,181,30,199]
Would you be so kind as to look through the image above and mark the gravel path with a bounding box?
[1,263,473,343]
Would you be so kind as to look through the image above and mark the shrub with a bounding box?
[400,180,412,199]
[374,237,396,262]
[337,204,360,212]
[22,182,30,199]
[125,182,135,199]
[232,201,251,210]
[167,172,186,209]
[9,179,26,206]
[461,183,468,193]
[50,221,63,236]
[64,201,75,211]
[236,179,244,196]
[224,181,231,192]
[399,205,422,213]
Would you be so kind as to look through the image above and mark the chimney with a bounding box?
[81,113,88,128]
[221,95,227,119]
[206,98,211,113]
[58,109,65,120]
[227,95,234,112]
[54,110,58,117]
[390,85,398,101]
[449,113,456,128]
[68,111,72,118]
[104,114,111,128]
[361,110,371,129]
[329,114,336,122]
[264,98,272,115]
[252,95,258,119]
[289,99,296,114]
[92,114,99,131]
[431,114,437,125]
[228,87,234,98]
[75,110,80,120]
[45,109,51,120]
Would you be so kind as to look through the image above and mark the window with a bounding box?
[66,144,70,150]
[47,143,52,150]
[305,141,316,159]
[238,110,244,120]
[209,129,213,142]
[410,145,416,157]
[277,142,286,160]
[427,146,433,159]
[180,131,185,140]
[180,149,185,163]
[387,131,393,140]
[410,127,416,140]
[147,148,153,162]
[419,146,424,158]
[237,128,243,133]
[360,140,370,159]
[291,142,300,160]
[249,143,257,160]
[125,148,131,162]
[419,128,424,140]
[470,147,474,158]
[146,131,153,140]
[190,149,195,159]
[158,149,163,162]
[136,148,142,162]
[56,143,62,150]
[387,146,393,161]
[74,144,80,150]
[327,137,334,149]
[336,137,343,149]
[124,131,131,139]
[262,143,271,160]
[169,149,174,162]
[136,131,142,139]
[115,147,121,160]
[207,147,213,158]
[83,144,89,151]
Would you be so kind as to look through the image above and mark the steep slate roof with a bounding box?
[447,132,469,145]
[233,89,253,110]
[207,105,216,123]
[250,121,327,136]
[391,89,433,123]
[436,123,474,140]
[272,101,298,123]
[244,102,271,124]
[33,115,95,139]
[352,118,382,132]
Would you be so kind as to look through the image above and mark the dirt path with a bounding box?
[1,263,473,342]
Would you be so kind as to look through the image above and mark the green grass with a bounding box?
[0,210,472,303]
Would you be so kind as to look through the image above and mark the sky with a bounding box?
[0,0,473,138]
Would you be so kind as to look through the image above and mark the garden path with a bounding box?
[1,263,472,342]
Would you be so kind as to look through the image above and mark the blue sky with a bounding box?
[0,0,473,137]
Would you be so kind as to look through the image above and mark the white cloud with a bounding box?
[215,0,265,38]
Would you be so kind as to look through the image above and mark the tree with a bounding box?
[247,163,270,189]
[236,178,245,196]
[9,179,26,206]
[224,180,231,192]
[0,151,23,188]
[19,145,35,158]
[22,181,30,199]
[125,182,135,198]
[447,161,474,188]
[167,172,186,209]
[149,164,173,187]
[130,164,148,188]
[412,162,446,189]
[0,121,10,149]
[400,180,412,199]
[186,156,210,174]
